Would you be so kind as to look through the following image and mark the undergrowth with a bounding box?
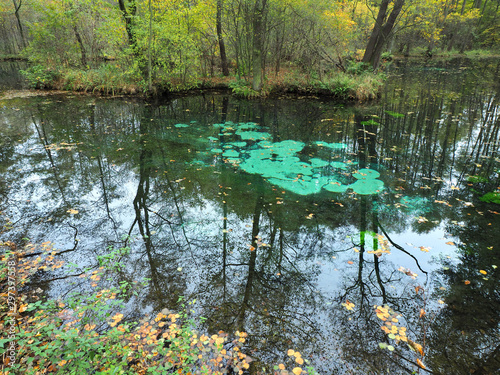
[0,241,316,375]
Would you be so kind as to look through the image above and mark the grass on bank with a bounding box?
[19,62,385,101]
[0,241,316,375]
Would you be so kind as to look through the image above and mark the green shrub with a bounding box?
[20,65,59,89]
[228,79,260,98]
[0,241,316,374]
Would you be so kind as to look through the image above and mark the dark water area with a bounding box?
[0,60,28,90]
[1,58,499,374]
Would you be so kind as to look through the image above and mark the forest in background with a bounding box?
[0,0,499,95]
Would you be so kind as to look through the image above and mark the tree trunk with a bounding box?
[73,25,87,67]
[217,0,230,76]
[461,0,467,14]
[148,0,152,92]
[362,0,390,66]
[252,0,267,91]
[118,0,137,48]
[362,0,405,70]
[12,0,26,49]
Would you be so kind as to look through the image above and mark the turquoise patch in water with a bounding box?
[353,169,381,180]
[330,161,348,170]
[228,141,247,148]
[235,130,272,141]
[314,141,347,149]
[310,158,329,168]
[174,123,189,128]
[348,179,384,195]
[223,149,240,158]
[323,181,348,193]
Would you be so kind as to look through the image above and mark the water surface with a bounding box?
[1,58,499,374]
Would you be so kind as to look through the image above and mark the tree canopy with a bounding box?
[0,0,499,92]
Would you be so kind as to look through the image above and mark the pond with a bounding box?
[1,58,499,374]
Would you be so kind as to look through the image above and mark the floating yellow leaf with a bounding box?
[416,358,426,369]
[287,349,295,357]
[445,241,455,246]
[479,270,487,275]
[408,340,424,356]
[67,209,79,215]
[342,300,355,311]
[292,367,302,375]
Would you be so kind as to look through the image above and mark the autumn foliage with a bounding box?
[0,241,315,374]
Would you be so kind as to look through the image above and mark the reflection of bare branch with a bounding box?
[376,219,428,275]
[23,224,79,258]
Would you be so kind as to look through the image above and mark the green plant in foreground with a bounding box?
[0,241,316,374]
[228,79,261,98]
[20,65,59,89]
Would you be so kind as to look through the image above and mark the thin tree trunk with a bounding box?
[217,0,230,76]
[252,0,267,91]
[148,0,152,91]
[12,0,26,49]
[461,0,467,14]
[73,25,87,66]
[118,0,137,48]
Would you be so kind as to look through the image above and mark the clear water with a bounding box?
[1,58,499,374]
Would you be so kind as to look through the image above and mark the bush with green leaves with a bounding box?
[0,241,316,375]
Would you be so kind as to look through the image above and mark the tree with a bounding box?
[11,0,25,49]
[118,0,137,48]
[252,0,268,91]
[217,0,230,76]
[362,0,405,70]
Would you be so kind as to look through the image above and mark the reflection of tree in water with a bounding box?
[1,61,500,373]
[427,206,500,374]
[195,189,328,369]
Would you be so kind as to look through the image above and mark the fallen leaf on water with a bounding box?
[464,280,471,285]
[67,209,79,215]
[408,340,424,356]
[416,358,426,369]
[347,260,354,265]
[445,241,455,246]
[479,270,487,275]
[342,300,355,311]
